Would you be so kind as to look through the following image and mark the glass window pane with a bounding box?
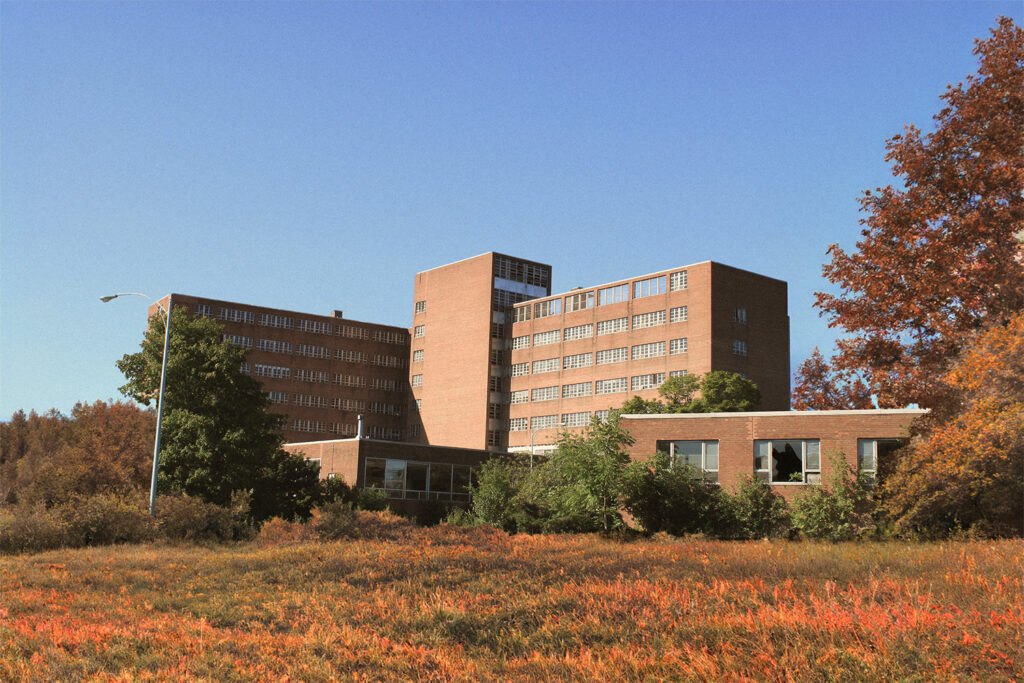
[754,441,771,471]
[406,462,428,492]
[384,459,405,491]
[675,441,703,469]
[364,458,386,489]
[705,442,719,471]
[858,439,875,471]
[429,463,452,492]
[453,466,471,495]
[805,440,821,471]
[773,440,803,482]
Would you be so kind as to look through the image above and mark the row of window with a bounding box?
[509,308,687,349]
[197,303,406,342]
[494,256,551,288]
[510,270,687,322]
[508,340,688,377]
[510,410,612,432]
[507,371,685,404]
[363,458,475,500]
[252,364,408,390]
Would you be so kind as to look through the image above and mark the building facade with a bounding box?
[152,294,411,445]
[620,409,926,496]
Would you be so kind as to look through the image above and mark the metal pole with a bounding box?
[149,295,172,515]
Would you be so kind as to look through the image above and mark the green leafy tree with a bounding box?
[117,309,320,522]
[617,372,761,415]
[621,452,728,536]
[470,458,520,531]
[790,453,875,541]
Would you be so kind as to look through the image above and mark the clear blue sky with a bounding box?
[2,1,1019,417]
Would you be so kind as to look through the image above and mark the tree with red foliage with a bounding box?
[799,17,1024,411]
[791,348,873,410]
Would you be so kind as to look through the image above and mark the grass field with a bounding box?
[2,526,1021,681]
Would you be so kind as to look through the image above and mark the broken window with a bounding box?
[754,439,820,484]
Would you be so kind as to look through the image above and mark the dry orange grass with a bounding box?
[1,527,1021,681]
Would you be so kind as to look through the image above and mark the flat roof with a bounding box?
[620,409,928,420]
[284,437,495,453]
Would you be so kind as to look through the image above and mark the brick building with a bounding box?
[620,409,926,496]
[407,253,790,453]
[151,294,411,445]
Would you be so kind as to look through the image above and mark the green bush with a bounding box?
[55,493,155,546]
[0,505,68,553]
[724,476,791,539]
[442,506,478,527]
[471,459,520,531]
[622,453,728,536]
[790,454,874,541]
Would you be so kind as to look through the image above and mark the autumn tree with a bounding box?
[879,311,1024,537]
[791,348,872,410]
[117,308,321,522]
[801,17,1024,411]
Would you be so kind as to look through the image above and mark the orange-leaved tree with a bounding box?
[878,312,1024,536]
[797,17,1024,412]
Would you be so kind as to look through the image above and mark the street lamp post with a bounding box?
[101,292,172,515]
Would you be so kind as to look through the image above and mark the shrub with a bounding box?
[355,487,388,511]
[621,453,728,536]
[55,493,155,547]
[790,453,874,541]
[442,506,478,527]
[0,505,68,553]
[351,510,415,541]
[254,517,312,547]
[471,459,520,531]
[310,501,358,540]
[724,475,791,539]
[155,494,243,542]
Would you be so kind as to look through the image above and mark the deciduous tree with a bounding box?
[811,17,1024,411]
[117,309,320,522]
[792,348,873,410]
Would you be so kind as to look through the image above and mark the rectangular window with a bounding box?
[266,391,289,404]
[411,374,423,387]
[335,349,367,364]
[631,373,666,391]
[337,325,369,340]
[754,440,821,484]
[490,349,505,365]
[657,440,719,483]
[487,402,501,418]
[563,324,593,342]
[297,320,333,335]
[670,369,688,377]
[669,270,688,292]
[562,353,593,370]
[373,330,407,345]
[670,338,688,355]
[531,386,560,402]
[329,423,357,437]
[413,325,425,338]
[290,419,326,433]
[670,306,688,323]
[412,349,424,363]
[414,399,422,411]
[533,330,560,347]
[596,317,629,336]
[858,438,902,484]
[595,377,627,395]
[533,299,561,319]
[532,358,559,374]
[372,354,406,368]
[223,334,253,349]
[596,347,628,365]
[414,301,426,314]
[733,340,748,357]
[508,390,529,404]
[732,308,748,324]
[562,381,592,398]
[369,402,402,416]
[293,393,328,408]
[512,305,531,323]
[510,362,530,377]
[487,430,502,447]
[632,341,666,360]
[494,256,551,288]
[295,344,330,359]
[491,323,505,339]
[254,364,290,379]
[294,369,329,383]
[633,275,666,299]
[333,374,366,388]
[258,313,294,329]
[565,291,594,313]
[371,378,400,392]
[561,411,591,427]
[511,335,531,350]
[331,397,364,411]
[594,409,610,422]
[256,339,292,354]
[632,310,667,329]
[508,417,528,432]
[240,362,251,375]
[195,304,214,318]
[531,415,559,430]
[597,284,629,306]
[219,307,256,324]
[488,376,503,392]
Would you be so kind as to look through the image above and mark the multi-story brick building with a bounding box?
[151,294,411,445]
[407,254,790,453]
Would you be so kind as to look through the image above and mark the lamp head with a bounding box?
[99,295,119,303]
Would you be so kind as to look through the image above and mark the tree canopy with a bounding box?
[617,371,761,415]
[117,308,320,522]
[799,17,1024,411]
